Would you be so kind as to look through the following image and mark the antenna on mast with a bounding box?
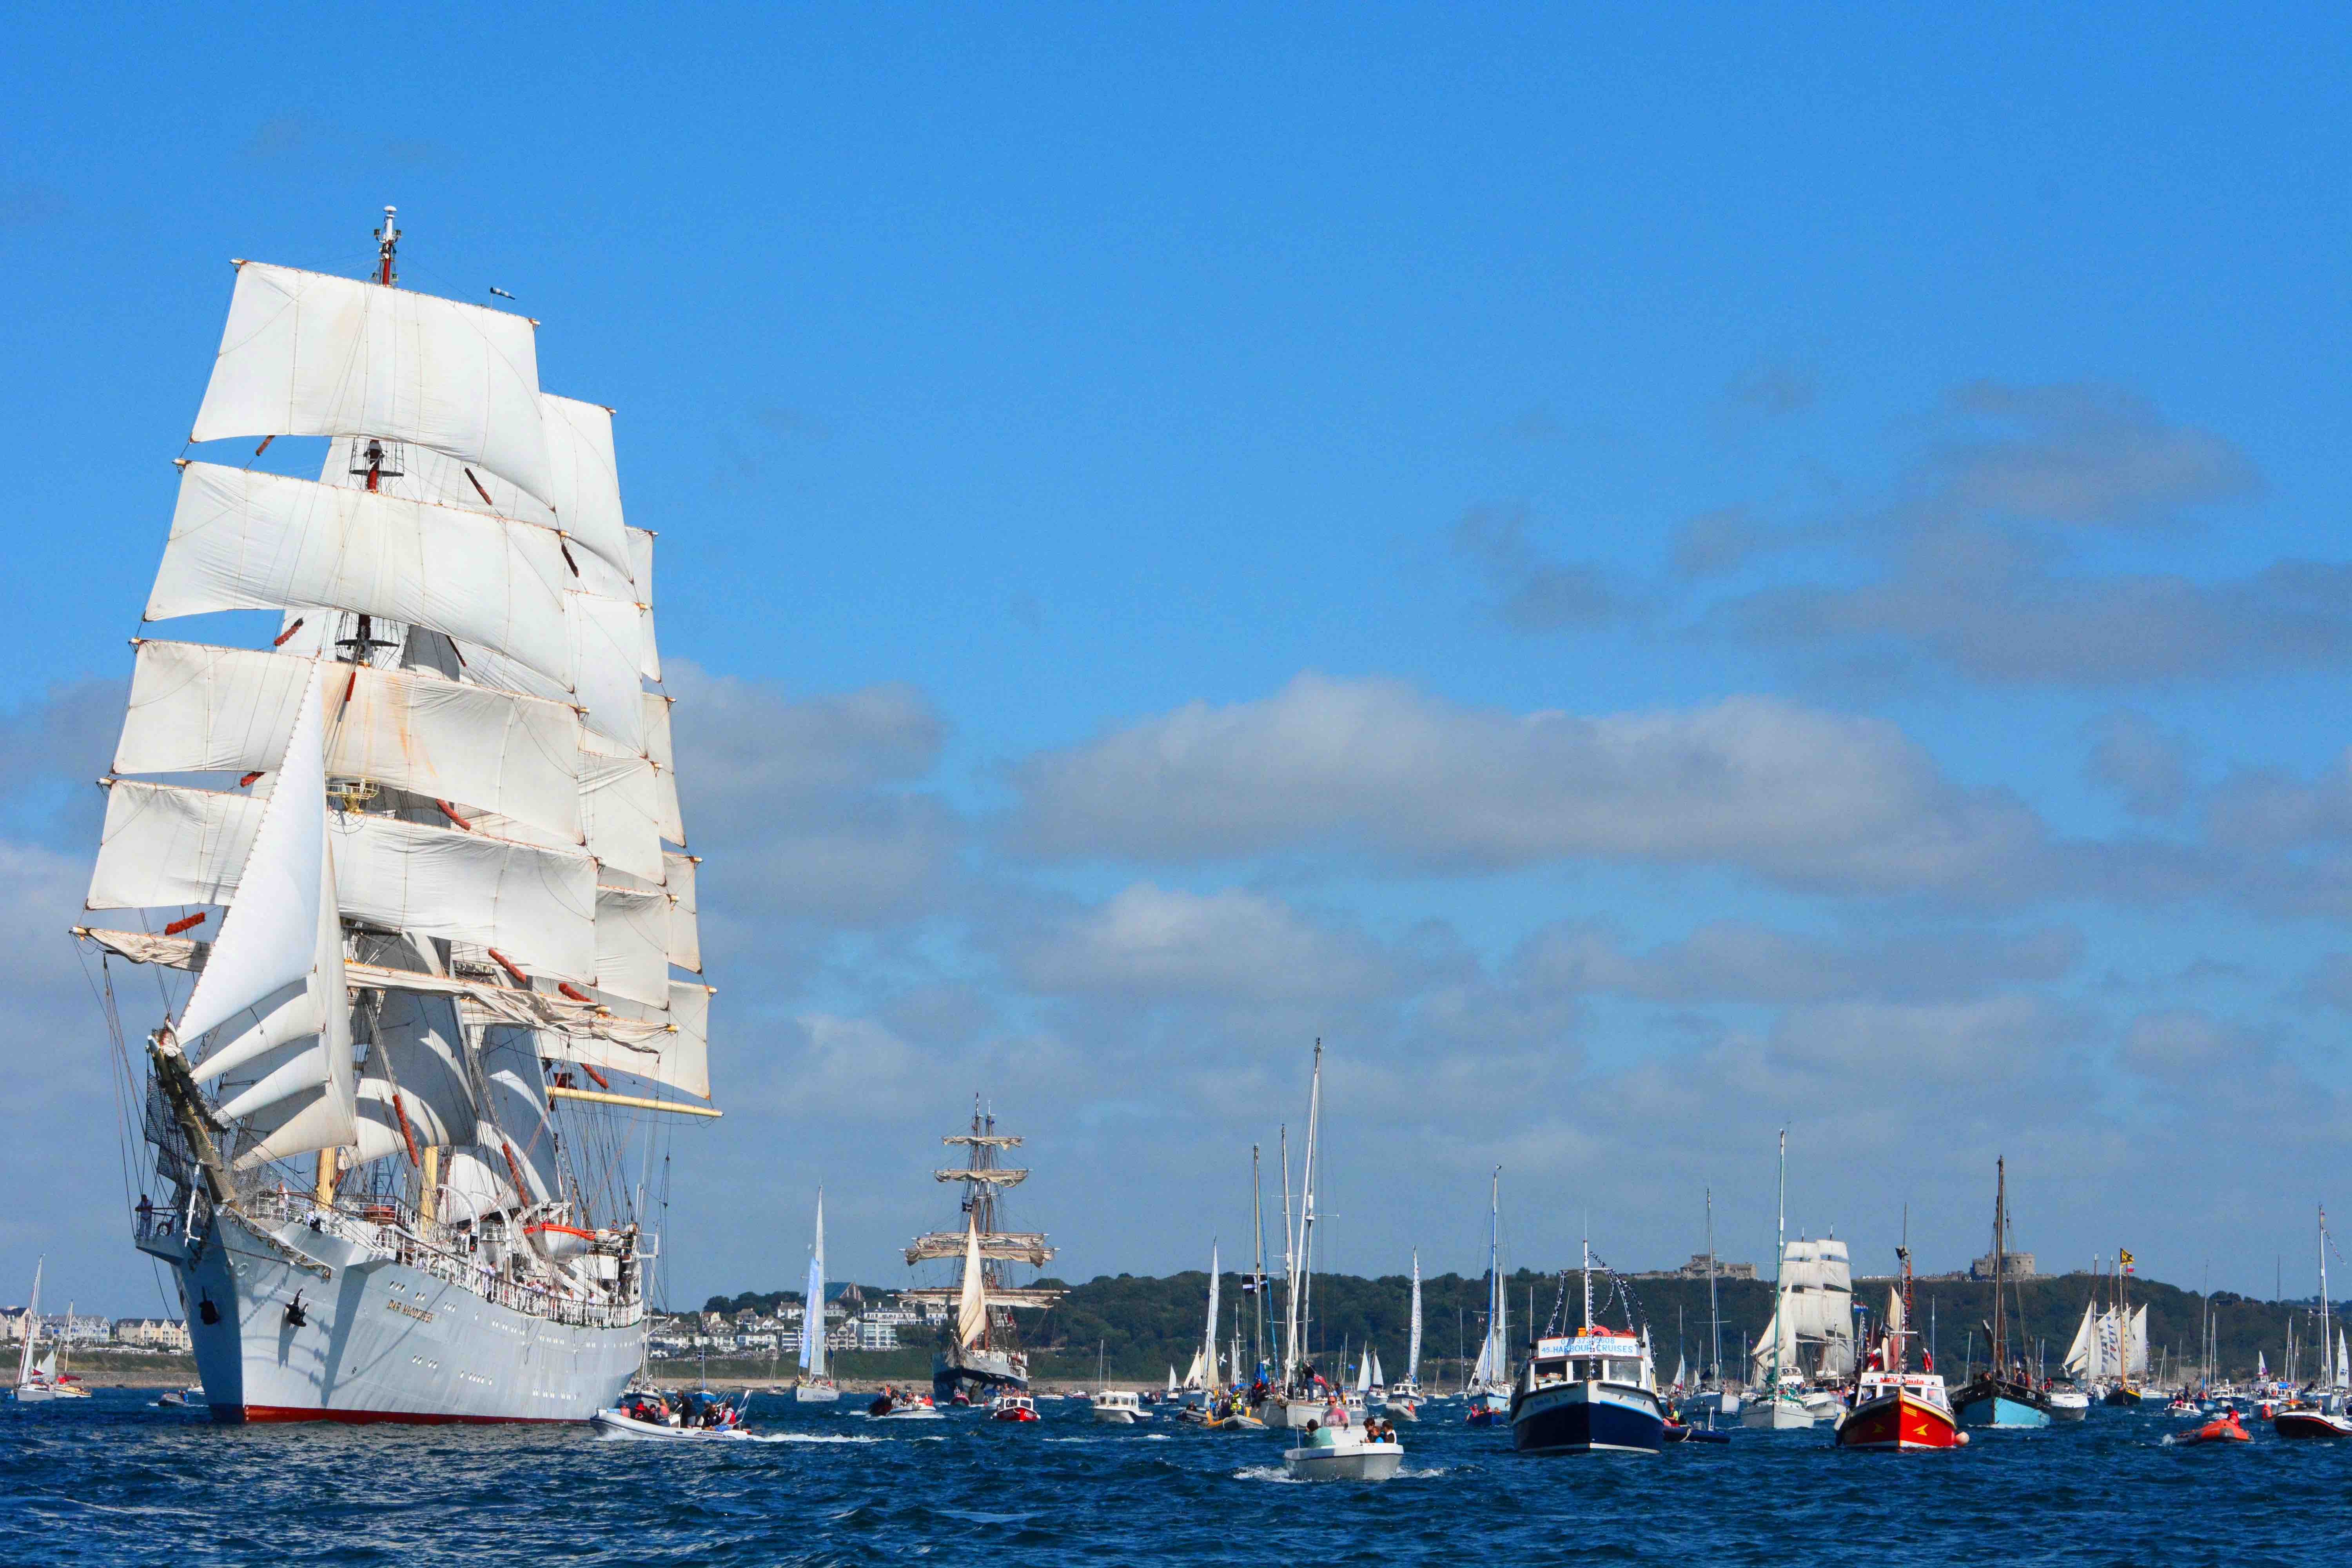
[375,206,401,287]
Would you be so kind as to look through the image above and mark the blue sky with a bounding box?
[5,4,2352,1314]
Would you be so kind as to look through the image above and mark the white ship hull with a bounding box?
[169,1209,642,1423]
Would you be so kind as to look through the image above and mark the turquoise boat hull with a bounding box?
[1956,1393,2050,1429]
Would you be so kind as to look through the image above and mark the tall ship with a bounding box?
[75,211,716,1422]
[903,1101,1063,1404]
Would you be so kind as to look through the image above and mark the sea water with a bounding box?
[0,1392,2336,1566]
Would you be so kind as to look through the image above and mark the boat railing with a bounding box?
[235,1190,646,1331]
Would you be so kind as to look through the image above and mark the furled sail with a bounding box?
[118,640,584,846]
[89,779,597,982]
[148,465,575,689]
[192,262,553,505]
[535,980,710,1099]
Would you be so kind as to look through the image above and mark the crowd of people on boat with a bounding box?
[621,1390,741,1431]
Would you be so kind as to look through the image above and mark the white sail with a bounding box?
[322,397,632,583]
[801,1191,828,1378]
[352,983,477,1163]
[173,665,328,1044]
[149,465,574,689]
[223,839,356,1165]
[192,262,553,505]
[1202,1242,1221,1394]
[646,693,684,845]
[2063,1299,2098,1380]
[576,754,664,884]
[536,980,711,1100]
[88,780,597,982]
[1183,1348,1207,1388]
[476,1025,559,1207]
[118,640,585,846]
[2339,1329,2349,1390]
[1370,1347,1384,1387]
[2128,1306,2150,1377]
[15,1260,40,1387]
[956,1216,987,1349]
[1406,1249,1422,1381]
[593,885,674,1007]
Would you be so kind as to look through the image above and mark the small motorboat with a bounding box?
[1283,1423,1405,1481]
[1662,1419,1730,1445]
[989,1394,1040,1423]
[1092,1389,1147,1424]
[2045,1387,2091,1421]
[591,1408,751,1441]
[592,1391,751,1441]
[2169,1410,2252,1446]
[868,1389,944,1420]
[2273,1405,2352,1439]
[154,1385,207,1408]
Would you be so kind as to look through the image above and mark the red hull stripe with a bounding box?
[233,1405,579,1426]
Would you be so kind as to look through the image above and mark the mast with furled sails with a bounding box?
[902,1100,1063,1403]
[77,210,716,1423]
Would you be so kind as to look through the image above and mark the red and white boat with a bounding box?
[1833,1244,1964,1452]
[989,1393,1040,1423]
[1836,1369,1963,1451]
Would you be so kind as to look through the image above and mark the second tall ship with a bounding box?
[903,1102,1065,1405]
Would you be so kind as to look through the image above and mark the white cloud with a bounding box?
[1008,674,2046,895]
[1013,883,1401,1003]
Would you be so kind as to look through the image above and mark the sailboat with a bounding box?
[2101,1248,2148,1406]
[2275,1205,2352,1438]
[1385,1250,1425,1421]
[1742,1132,1813,1429]
[80,212,716,1423]
[1258,1041,1336,1431]
[1951,1157,2053,1428]
[1679,1188,1740,1427]
[794,1189,838,1403]
[1179,1242,1262,1430]
[1509,1234,1665,1455]
[902,1099,1064,1404]
[10,1260,89,1403]
[1466,1167,1511,1425]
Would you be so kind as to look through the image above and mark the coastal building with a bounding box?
[113,1317,193,1351]
[1970,1251,2036,1280]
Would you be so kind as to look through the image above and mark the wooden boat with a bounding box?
[1949,1159,2052,1430]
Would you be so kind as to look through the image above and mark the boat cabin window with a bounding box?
[1535,1358,1568,1381]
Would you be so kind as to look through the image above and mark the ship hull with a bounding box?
[1509,1380,1664,1456]
[1835,1390,1961,1451]
[1952,1383,2051,1430]
[173,1210,642,1424]
[933,1342,1027,1404]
